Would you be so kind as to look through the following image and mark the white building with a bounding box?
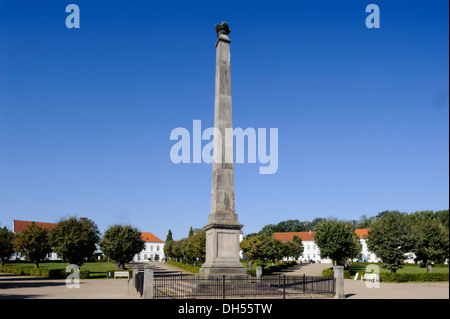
[274,229,396,264]
[354,229,380,263]
[133,232,165,262]
[274,231,332,263]
[11,220,61,261]
[355,229,419,263]
[239,231,244,260]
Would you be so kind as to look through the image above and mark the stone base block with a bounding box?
[199,260,247,275]
[199,224,247,276]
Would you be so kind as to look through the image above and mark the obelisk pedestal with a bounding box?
[199,22,247,276]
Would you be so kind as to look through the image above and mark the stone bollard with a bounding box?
[333,265,345,299]
[131,265,138,288]
[132,266,139,291]
[256,267,262,282]
[143,265,154,299]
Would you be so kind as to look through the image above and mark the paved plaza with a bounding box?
[0,262,448,299]
[279,263,449,299]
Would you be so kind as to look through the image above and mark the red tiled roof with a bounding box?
[274,229,371,241]
[140,232,164,243]
[13,220,57,232]
[274,231,315,242]
[355,229,369,239]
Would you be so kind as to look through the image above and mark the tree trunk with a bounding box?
[34,262,39,268]
[426,262,432,273]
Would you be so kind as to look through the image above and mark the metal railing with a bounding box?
[153,274,335,299]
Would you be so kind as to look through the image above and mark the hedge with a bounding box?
[0,265,90,279]
[322,268,351,279]
[379,273,449,283]
[321,267,449,282]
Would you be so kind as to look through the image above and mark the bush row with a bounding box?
[322,268,351,279]
[0,265,90,279]
[322,267,449,282]
[379,272,449,283]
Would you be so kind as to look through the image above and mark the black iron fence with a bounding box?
[153,274,335,299]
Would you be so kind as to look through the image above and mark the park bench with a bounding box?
[361,273,379,282]
[114,271,130,279]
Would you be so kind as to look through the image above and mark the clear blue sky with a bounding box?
[0,0,448,240]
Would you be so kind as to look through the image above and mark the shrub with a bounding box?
[79,270,90,279]
[322,267,350,279]
[48,269,66,279]
[322,268,334,277]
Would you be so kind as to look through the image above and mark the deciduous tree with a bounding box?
[282,241,303,261]
[100,224,145,270]
[366,211,415,273]
[50,216,100,266]
[12,222,51,268]
[413,219,449,272]
[262,236,284,266]
[0,227,15,265]
[240,235,265,271]
[314,219,361,266]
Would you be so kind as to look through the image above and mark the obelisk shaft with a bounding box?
[209,23,241,228]
[200,22,246,275]
[206,22,241,228]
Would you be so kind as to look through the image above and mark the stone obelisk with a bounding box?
[200,22,247,275]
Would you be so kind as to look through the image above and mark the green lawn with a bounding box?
[348,262,449,278]
[4,261,121,278]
